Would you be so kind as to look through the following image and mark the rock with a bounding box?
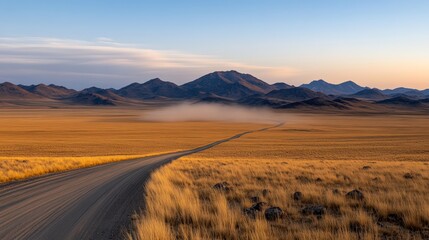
[346,189,364,200]
[362,166,371,170]
[332,189,340,195]
[403,173,414,179]
[315,178,323,182]
[386,213,405,226]
[243,202,268,218]
[244,208,257,218]
[296,176,311,183]
[250,196,260,203]
[343,175,351,182]
[349,221,364,232]
[251,202,268,211]
[262,189,270,197]
[264,207,283,221]
[293,191,302,201]
[301,205,326,216]
[213,182,231,192]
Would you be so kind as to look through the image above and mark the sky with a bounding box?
[0,0,428,89]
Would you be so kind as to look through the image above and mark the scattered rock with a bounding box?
[343,175,352,182]
[251,202,268,211]
[346,189,364,200]
[264,207,283,221]
[262,189,271,197]
[362,166,371,170]
[332,189,340,195]
[349,221,364,232]
[244,208,257,218]
[296,176,311,183]
[315,178,323,182]
[403,173,414,179]
[301,205,325,217]
[372,177,380,181]
[386,213,404,226]
[213,182,232,192]
[250,196,260,203]
[244,202,268,218]
[293,191,302,201]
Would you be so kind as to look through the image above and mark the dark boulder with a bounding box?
[301,205,325,216]
[293,191,303,201]
[264,207,284,221]
[213,182,232,192]
[346,189,364,200]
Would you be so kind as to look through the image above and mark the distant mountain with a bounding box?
[238,96,287,107]
[117,78,189,99]
[181,70,275,99]
[2,71,428,111]
[271,82,292,90]
[382,87,417,95]
[0,82,41,99]
[19,84,76,99]
[65,92,115,106]
[300,80,364,95]
[280,97,348,110]
[238,87,327,108]
[382,87,426,99]
[348,88,388,100]
[376,96,425,107]
[264,87,327,102]
[81,87,128,102]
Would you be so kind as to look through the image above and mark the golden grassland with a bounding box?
[0,108,264,183]
[135,114,429,240]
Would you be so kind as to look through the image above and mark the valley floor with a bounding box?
[134,114,429,240]
[0,108,262,183]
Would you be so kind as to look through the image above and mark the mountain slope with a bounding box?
[348,88,388,100]
[19,84,76,99]
[264,87,327,102]
[301,80,364,95]
[81,87,129,102]
[65,92,115,106]
[181,70,275,99]
[0,82,41,99]
[271,82,292,90]
[117,78,189,99]
[376,96,425,107]
[280,97,348,110]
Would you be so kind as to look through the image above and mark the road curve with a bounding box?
[0,123,282,240]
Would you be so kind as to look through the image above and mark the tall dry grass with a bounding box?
[134,115,429,240]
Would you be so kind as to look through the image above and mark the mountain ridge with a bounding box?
[1,71,428,112]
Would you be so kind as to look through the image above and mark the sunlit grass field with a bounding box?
[135,114,429,240]
[0,108,263,183]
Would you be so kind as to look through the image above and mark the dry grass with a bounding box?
[0,108,263,183]
[135,114,429,240]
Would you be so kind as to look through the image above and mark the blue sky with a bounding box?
[0,0,428,89]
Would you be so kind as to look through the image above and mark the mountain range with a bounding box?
[1,70,428,112]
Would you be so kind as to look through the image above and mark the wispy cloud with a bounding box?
[0,37,298,89]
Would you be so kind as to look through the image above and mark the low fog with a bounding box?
[141,103,282,124]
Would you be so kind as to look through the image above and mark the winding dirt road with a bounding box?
[0,124,282,240]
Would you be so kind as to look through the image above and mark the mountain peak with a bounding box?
[143,78,171,85]
[182,70,273,99]
[301,79,364,95]
[313,79,328,83]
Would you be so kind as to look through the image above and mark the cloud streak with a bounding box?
[0,37,298,89]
